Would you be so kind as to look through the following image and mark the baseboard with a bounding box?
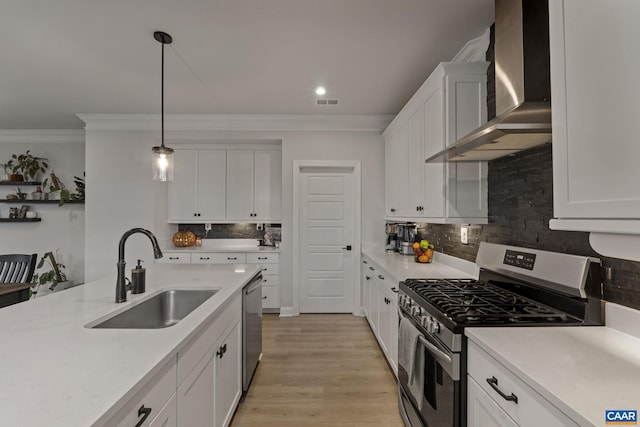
[279,306,295,317]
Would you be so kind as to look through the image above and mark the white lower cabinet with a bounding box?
[467,378,518,427]
[214,320,242,427]
[177,295,242,427]
[149,394,177,427]
[467,340,579,427]
[159,250,281,311]
[177,354,214,426]
[114,360,177,427]
[361,256,399,376]
[107,293,243,427]
[247,252,280,310]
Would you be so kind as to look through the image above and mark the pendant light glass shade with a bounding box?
[152,30,174,181]
[152,145,174,181]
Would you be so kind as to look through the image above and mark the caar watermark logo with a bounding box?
[606,410,637,425]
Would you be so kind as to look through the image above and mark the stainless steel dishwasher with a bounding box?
[242,272,263,392]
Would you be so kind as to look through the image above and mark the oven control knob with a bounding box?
[411,306,422,317]
[420,316,429,327]
[427,319,441,334]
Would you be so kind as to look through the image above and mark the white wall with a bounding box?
[83,126,385,310]
[0,138,85,284]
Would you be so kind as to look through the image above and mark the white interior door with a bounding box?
[299,170,355,313]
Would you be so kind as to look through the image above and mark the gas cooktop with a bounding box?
[401,278,581,326]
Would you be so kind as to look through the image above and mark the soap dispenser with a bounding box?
[131,259,146,294]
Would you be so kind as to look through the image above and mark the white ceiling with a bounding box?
[0,0,493,129]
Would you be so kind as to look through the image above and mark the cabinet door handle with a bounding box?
[217,343,227,358]
[369,266,374,271]
[200,257,210,260]
[391,287,398,293]
[135,405,152,427]
[263,296,268,299]
[390,208,396,213]
[486,377,518,404]
[227,257,237,260]
[378,274,384,280]
[258,257,268,260]
[365,276,371,281]
[169,257,179,260]
[363,260,368,264]
[263,279,267,283]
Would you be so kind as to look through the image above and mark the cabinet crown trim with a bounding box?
[78,114,394,132]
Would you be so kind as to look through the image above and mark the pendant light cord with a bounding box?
[161,39,165,149]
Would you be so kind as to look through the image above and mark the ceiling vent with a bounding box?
[316,99,339,106]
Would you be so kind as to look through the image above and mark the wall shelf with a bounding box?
[0,181,42,186]
[0,199,84,204]
[0,218,42,222]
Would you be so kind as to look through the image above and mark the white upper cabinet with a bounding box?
[385,125,410,217]
[168,149,226,222]
[226,150,255,221]
[253,150,282,222]
[169,147,281,223]
[549,0,640,234]
[383,62,488,223]
[226,149,282,222]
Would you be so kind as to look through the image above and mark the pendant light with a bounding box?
[152,31,175,181]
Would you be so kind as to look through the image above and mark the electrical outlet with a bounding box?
[204,223,212,231]
[257,223,264,231]
[461,227,468,245]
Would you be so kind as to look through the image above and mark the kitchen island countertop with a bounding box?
[0,264,260,427]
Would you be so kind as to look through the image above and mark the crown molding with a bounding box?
[77,114,394,132]
[0,129,85,143]
[451,28,491,63]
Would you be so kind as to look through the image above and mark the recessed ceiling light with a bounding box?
[315,86,326,96]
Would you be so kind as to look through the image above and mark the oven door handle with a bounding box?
[418,335,452,365]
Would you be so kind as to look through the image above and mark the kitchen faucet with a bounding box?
[116,228,164,303]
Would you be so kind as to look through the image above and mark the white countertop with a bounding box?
[0,264,260,427]
[163,238,280,253]
[362,250,478,283]
[164,245,280,253]
[466,303,640,427]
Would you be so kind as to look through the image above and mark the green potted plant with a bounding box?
[0,160,14,181]
[15,186,27,200]
[42,172,72,206]
[31,251,70,297]
[10,150,48,182]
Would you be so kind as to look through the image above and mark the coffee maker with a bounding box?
[385,223,417,254]
[385,223,398,253]
[396,223,417,255]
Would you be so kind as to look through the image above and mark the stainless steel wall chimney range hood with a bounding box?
[426,0,551,163]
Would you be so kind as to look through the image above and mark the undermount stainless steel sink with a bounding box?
[90,289,218,329]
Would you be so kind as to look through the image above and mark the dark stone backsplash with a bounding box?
[179,223,281,241]
[418,144,640,310]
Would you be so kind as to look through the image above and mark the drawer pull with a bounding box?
[378,274,384,280]
[258,257,268,260]
[169,257,179,260]
[200,257,210,260]
[391,287,398,293]
[262,296,268,299]
[363,260,368,264]
[369,266,374,271]
[217,343,227,358]
[135,405,152,427]
[227,257,237,260]
[486,377,518,404]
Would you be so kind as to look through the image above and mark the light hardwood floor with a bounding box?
[231,314,404,427]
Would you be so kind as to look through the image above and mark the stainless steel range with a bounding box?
[397,242,603,427]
